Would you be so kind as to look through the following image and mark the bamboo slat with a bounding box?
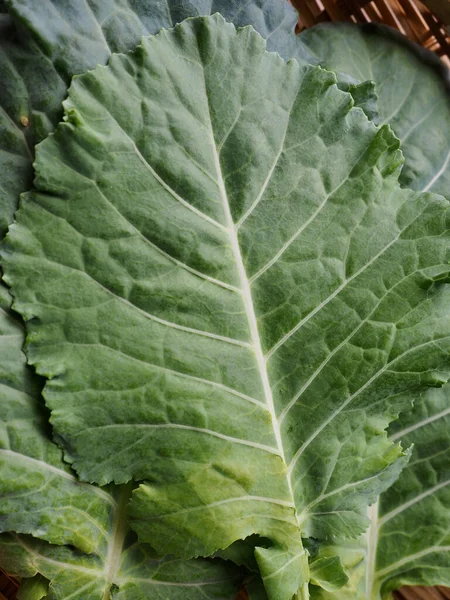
[0,571,17,600]
[395,587,450,599]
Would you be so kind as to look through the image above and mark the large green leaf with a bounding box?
[296,23,450,597]
[0,4,308,598]
[369,387,450,597]
[4,15,450,600]
[0,282,112,553]
[0,267,243,599]
[299,23,450,197]
[309,386,450,599]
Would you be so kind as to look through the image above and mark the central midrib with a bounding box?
[365,501,380,600]
[102,484,132,600]
[206,121,294,502]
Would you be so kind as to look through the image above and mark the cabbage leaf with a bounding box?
[307,386,450,599]
[4,15,450,600]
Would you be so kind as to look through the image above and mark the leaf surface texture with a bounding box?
[0,271,242,599]
[7,0,312,72]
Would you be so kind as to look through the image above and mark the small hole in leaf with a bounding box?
[20,115,29,127]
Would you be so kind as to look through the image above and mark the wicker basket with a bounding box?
[291,0,450,63]
[0,570,18,600]
[395,589,450,599]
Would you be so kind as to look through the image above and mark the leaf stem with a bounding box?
[102,483,133,599]
[295,583,310,600]
[365,501,380,600]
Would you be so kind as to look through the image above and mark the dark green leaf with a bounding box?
[307,387,450,598]
[4,15,450,599]
[17,574,49,600]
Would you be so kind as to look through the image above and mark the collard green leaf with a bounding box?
[299,22,450,197]
[307,387,450,599]
[296,24,450,597]
[3,15,450,600]
[0,4,307,598]
[368,386,450,598]
[0,282,113,554]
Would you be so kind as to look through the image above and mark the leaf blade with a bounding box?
[3,15,450,600]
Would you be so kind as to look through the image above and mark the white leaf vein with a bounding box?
[82,422,279,455]
[100,105,226,231]
[198,54,290,470]
[67,340,265,409]
[376,545,450,578]
[32,248,249,348]
[236,88,301,229]
[262,550,306,581]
